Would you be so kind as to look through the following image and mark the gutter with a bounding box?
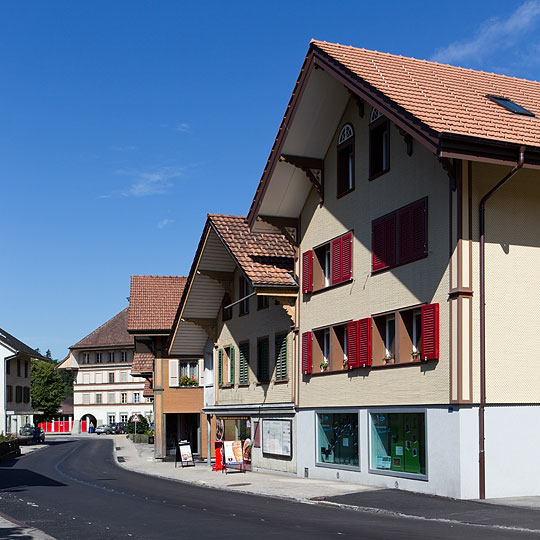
[478,146,525,499]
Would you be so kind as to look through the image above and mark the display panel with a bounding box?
[262,419,292,457]
[316,412,359,467]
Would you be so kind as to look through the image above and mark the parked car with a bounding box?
[111,422,126,434]
[95,425,112,435]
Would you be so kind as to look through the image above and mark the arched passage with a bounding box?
[79,413,97,434]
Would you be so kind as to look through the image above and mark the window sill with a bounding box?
[371,253,428,275]
[370,359,437,370]
[238,383,250,388]
[368,168,390,182]
[239,312,249,317]
[256,381,270,386]
[273,379,289,384]
[219,384,233,389]
[336,187,355,199]
[308,278,353,296]
[310,368,347,376]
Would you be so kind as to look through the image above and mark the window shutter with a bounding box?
[257,339,269,383]
[358,317,372,367]
[218,349,223,386]
[384,213,397,267]
[239,342,249,385]
[372,218,386,271]
[411,199,427,259]
[301,331,312,374]
[229,346,235,384]
[331,236,343,285]
[373,214,396,271]
[421,303,439,360]
[342,232,353,282]
[346,321,359,368]
[302,250,313,293]
[275,334,288,380]
[398,206,413,262]
[169,359,178,387]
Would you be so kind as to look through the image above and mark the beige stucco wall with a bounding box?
[216,267,294,405]
[298,98,451,407]
[470,162,540,403]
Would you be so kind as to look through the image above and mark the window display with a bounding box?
[371,412,425,475]
[317,412,359,467]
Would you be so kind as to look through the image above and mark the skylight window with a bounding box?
[487,95,534,117]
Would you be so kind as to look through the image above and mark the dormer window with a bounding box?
[487,95,534,117]
[337,123,355,197]
[369,108,390,179]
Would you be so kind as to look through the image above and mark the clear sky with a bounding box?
[2,1,540,359]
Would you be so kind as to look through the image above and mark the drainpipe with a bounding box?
[478,146,525,499]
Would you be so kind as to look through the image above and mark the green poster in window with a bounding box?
[389,415,404,472]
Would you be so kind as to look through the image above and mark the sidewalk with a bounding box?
[112,434,540,534]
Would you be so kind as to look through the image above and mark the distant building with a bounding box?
[58,308,152,432]
[0,327,47,435]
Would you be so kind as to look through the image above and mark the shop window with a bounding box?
[371,412,426,476]
[304,232,353,293]
[372,198,427,272]
[239,341,249,385]
[222,294,232,321]
[275,333,288,381]
[317,412,359,467]
[369,109,389,179]
[257,295,269,310]
[239,277,250,316]
[257,337,269,383]
[337,123,355,197]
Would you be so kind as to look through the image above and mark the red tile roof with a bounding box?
[131,352,154,376]
[313,40,540,147]
[128,276,187,332]
[70,308,133,349]
[209,214,296,287]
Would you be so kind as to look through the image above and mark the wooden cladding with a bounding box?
[372,198,427,272]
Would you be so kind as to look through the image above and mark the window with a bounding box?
[109,372,115,384]
[371,412,425,476]
[120,414,128,423]
[275,333,288,381]
[371,304,439,366]
[96,372,103,384]
[108,414,116,424]
[24,361,29,378]
[312,324,348,373]
[179,360,199,383]
[23,387,30,403]
[303,232,353,293]
[239,341,249,385]
[96,352,102,363]
[337,123,355,197]
[83,393,90,405]
[134,393,140,404]
[83,353,89,364]
[369,108,389,179]
[257,337,269,383]
[6,385,13,402]
[109,352,115,363]
[257,295,269,310]
[96,393,102,404]
[372,198,427,272]
[108,392,115,403]
[17,360,21,377]
[120,371,128,383]
[121,392,127,404]
[6,360,10,374]
[317,412,359,467]
[218,347,234,386]
[222,294,233,321]
[121,351,127,362]
[487,94,534,116]
[239,277,250,315]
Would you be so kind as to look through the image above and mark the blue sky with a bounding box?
[2,1,540,359]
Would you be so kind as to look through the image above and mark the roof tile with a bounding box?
[70,308,133,349]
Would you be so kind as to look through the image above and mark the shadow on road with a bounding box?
[0,469,66,491]
[0,526,34,539]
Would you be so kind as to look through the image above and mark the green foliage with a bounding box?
[179,375,198,386]
[0,432,17,442]
[57,368,75,398]
[127,414,150,434]
[45,349,53,360]
[30,360,64,422]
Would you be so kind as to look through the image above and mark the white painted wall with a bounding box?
[0,342,12,433]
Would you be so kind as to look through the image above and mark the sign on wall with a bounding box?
[262,419,292,457]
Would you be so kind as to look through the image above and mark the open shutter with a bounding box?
[239,342,249,385]
[373,215,396,271]
[358,317,372,367]
[346,321,359,368]
[341,232,353,282]
[331,236,343,285]
[218,349,223,386]
[398,206,413,263]
[169,359,178,387]
[411,199,427,259]
[301,331,312,374]
[229,346,235,385]
[302,250,313,293]
[384,213,397,267]
[372,218,386,271]
[421,303,439,360]
[275,334,288,380]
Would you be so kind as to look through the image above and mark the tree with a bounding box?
[127,414,150,434]
[45,349,53,360]
[57,369,75,399]
[30,360,64,422]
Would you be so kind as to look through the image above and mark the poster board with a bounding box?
[223,440,243,466]
[175,441,195,468]
[262,419,292,457]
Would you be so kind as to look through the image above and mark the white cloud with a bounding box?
[432,1,540,65]
[102,166,185,198]
[157,218,175,229]
[175,122,190,133]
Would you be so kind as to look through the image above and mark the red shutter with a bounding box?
[421,303,439,360]
[358,317,372,367]
[398,206,413,262]
[331,236,343,285]
[373,214,396,271]
[342,232,353,282]
[302,331,312,374]
[384,213,397,267]
[372,218,386,271]
[411,199,427,259]
[302,250,313,293]
[346,321,359,368]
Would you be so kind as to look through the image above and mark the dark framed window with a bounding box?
[6,385,13,402]
[109,372,114,383]
[257,295,269,310]
[239,277,250,316]
[17,360,21,377]
[317,412,359,467]
[257,337,270,383]
[369,109,390,179]
[337,123,355,197]
[109,352,115,363]
[15,386,22,403]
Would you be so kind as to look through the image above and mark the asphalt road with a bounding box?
[0,438,537,540]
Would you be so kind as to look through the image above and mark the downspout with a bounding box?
[478,146,525,499]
